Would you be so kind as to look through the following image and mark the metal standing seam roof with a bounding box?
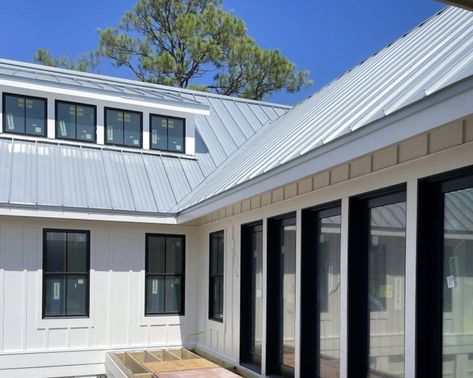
[173,6,473,212]
[0,60,290,214]
[1,7,472,219]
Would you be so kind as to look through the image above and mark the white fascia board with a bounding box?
[0,78,210,116]
[0,206,177,224]
[177,75,473,223]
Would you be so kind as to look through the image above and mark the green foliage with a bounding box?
[34,0,312,100]
[33,49,99,73]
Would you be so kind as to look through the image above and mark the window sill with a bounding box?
[37,316,93,329]
[140,314,186,326]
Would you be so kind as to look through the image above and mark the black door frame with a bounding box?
[348,184,406,377]
[267,212,297,378]
[240,220,263,373]
[416,165,473,378]
[301,201,341,377]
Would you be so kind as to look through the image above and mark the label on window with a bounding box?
[133,139,139,145]
[78,278,84,285]
[394,277,403,311]
[35,126,42,134]
[108,125,113,140]
[447,275,456,289]
[152,279,158,294]
[59,121,67,136]
[85,133,92,140]
[7,114,14,130]
[152,129,158,145]
[379,284,393,298]
[176,145,182,151]
[449,256,459,276]
[53,282,61,300]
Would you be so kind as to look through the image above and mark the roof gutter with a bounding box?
[177,74,473,223]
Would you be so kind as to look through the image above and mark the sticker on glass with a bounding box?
[53,282,61,300]
[59,121,67,136]
[152,279,158,294]
[447,275,456,289]
[78,279,84,285]
[6,114,14,130]
[152,129,158,144]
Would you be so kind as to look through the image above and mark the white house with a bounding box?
[0,5,473,378]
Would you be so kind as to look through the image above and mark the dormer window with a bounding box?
[150,114,185,153]
[56,101,96,143]
[3,93,47,137]
[105,107,142,148]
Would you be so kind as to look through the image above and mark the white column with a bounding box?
[96,106,104,145]
[405,180,418,377]
[143,111,150,150]
[47,96,55,139]
[339,197,349,378]
[261,218,268,376]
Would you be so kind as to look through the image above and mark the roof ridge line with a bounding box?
[0,58,292,109]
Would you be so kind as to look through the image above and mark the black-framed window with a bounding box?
[56,100,96,142]
[240,221,263,373]
[3,93,47,137]
[348,186,406,377]
[43,229,90,318]
[209,231,224,322]
[417,166,473,378]
[146,234,185,315]
[105,108,142,148]
[301,202,341,378]
[150,114,185,153]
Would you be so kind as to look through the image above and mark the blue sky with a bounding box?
[0,0,443,105]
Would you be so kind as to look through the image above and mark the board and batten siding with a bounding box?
[191,119,473,378]
[0,220,199,377]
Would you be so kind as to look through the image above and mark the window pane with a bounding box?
[166,237,183,274]
[368,202,406,376]
[4,95,25,133]
[165,276,181,313]
[210,235,218,276]
[45,275,66,316]
[442,187,473,377]
[25,98,46,135]
[76,105,95,142]
[66,275,87,315]
[282,222,297,369]
[318,214,341,377]
[56,102,76,139]
[147,236,165,274]
[210,277,222,319]
[67,233,87,272]
[217,234,224,275]
[106,109,123,145]
[167,118,184,152]
[123,112,141,147]
[46,232,66,272]
[151,115,168,150]
[146,276,165,314]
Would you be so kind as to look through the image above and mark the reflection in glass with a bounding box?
[318,215,341,377]
[282,223,297,370]
[369,202,406,377]
[442,187,473,377]
[145,235,185,315]
[251,225,263,365]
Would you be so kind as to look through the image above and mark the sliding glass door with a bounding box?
[418,168,473,377]
[267,214,297,377]
[240,222,264,372]
[349,187,406,377]
[301,204,341,377]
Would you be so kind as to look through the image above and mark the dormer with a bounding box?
[0,59,210,156]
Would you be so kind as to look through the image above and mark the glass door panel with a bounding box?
[368,201,406,377]
[442,187,473,377]
[240,222,263,371]
[282,222,297,372]
[318,214,341,377]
